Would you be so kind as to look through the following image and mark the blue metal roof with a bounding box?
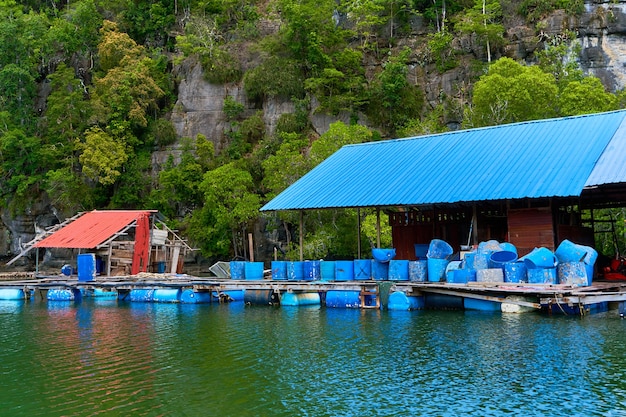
[261,111,626,211]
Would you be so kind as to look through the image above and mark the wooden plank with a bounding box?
[542,294,626,305]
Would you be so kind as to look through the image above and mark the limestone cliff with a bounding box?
[3,1,626,268]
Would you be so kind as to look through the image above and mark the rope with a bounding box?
[553,293,567,315]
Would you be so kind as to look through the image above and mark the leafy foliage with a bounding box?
[465,57,558,127]
[366,48,424,134]
[2,0,626,262]
[196,162,261,256]
[243,56,305,101]
[79,127,129,185]
[427,31,458,72]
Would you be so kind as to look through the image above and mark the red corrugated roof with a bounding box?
[35,210,155,249]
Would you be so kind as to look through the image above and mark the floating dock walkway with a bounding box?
[1,272,626,315]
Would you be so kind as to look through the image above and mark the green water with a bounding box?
[1,299,626,416]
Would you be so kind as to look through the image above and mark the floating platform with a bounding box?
[5,272,626,316]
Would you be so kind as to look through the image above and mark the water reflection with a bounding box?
[0,301,625,416]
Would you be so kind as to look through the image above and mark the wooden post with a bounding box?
[248,232,254,262]
[170,244,181,274]
[107,244,112,276]
[376,208,381,248]
[472,204,478,246]
[299,210,304,261]
[357,208,362,259]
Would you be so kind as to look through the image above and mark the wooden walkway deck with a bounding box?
[1,272,625,314]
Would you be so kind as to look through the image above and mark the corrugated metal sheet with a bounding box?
[35,210,154,249]
[586,116,626,186]
[261,111,626,211]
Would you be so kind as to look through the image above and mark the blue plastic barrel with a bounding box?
[271,261,287,280]
[479,240,502,252]
[129,289,155,302]
[500,242,517,254]
[452,269,475,284]
[281,292,321,306]
[153,289,181,303]
[414,244,429,259]
[214,290,245,302]
[230,261,246,279]
[504,262,527,283]
[427,239,453,259]
[522,247,557,269]
[388,291,424,310]
[303,260,321,281]
[180,289,212,303]
[473,252,491,270]
[424,294,464,310]
[465,298,501,311]
[409,260,428,282]
[583,246,597,286]
[244,289,277,305]
[320,261,335,281]
[245,262,264,280]
[476,268,504,283]
[353,259,371,280]
[287,261,305,280]
[557,262,588,286]
[77,253,96,282]
[489,250,518,270]
[61,264,73,276]
[371,260,389,280]
[48,288,82,302]
[335,261,354,281]
[372,248,396,263]
[527,267,557,284]
[93,289,117,298]
[388,260,409,281]
[427,258,449,282]
[0,288,25,300]
[555,240,588,263]
[325,290,361,308]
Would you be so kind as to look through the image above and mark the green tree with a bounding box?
[304,48,367,116]
[79,127,129,185]
[367,48,424,134]
[0,64,36,128]
[309,121,374,167]
[558,77,617,116]
[42,63,94,213]
[465,57,558,127]
[536,34,583,89]
[262,133,310,199]
[198,163,261,257]
[43,64,90,152]
[151,138,207,219]
[455,0,504,62]
[342,0,386,47]
[0,128,42,203]
[274,0,342,77]
[46,0,102,58]
[426,31,457,72]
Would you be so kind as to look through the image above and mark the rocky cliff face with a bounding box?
[3,1,626,268]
